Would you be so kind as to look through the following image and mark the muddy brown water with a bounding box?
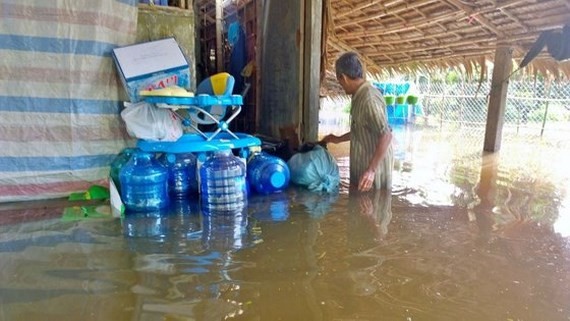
[0,126,569,321]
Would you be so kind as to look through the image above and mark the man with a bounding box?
[321,52,393,191]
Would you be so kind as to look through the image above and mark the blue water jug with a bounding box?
[159,152,198,199]
[200,149,247,212]
[110,147,137,192]
[248,151,290,194]
[120,151,169,212]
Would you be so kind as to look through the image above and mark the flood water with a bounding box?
[1,125,569,321]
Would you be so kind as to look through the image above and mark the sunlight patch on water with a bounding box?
[554,198,570,237]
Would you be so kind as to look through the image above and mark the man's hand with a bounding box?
[358,169,375,192]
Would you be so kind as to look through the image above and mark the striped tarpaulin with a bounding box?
[0,0,138,202]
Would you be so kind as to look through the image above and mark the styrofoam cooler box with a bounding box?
[112,37,190,102]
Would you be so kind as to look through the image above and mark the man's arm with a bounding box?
[321,132,351,144]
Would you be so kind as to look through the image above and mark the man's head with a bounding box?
[335,51,366,95]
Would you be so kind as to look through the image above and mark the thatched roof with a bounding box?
[324,0,570,78]
[195,0,570,86]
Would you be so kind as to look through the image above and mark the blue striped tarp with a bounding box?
[0,0,138,202]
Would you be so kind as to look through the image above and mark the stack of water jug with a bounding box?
[110,146,290,214]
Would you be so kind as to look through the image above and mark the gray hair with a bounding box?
[335,51,364,79]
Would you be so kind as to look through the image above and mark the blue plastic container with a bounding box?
[200,150,247,212]
[159,152,198,199]
[120,151,169,212]
[109,147,137,192]
[247,152,290,194]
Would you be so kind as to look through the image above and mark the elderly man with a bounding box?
[321,51,393,191]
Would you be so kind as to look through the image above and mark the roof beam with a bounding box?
[444,0,504,37]
[339,9,462,38]
[337,0,527,39]
[364,32,538,57]
[328,35,385,72]
[336,0,400,19]
[359,27,521,48]
[500,7,529,33]
[380,50,495,67]
[335,0,438,28]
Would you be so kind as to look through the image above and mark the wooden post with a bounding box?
[483,45,512,152]
[215,0,223,72]
[302,0,322,142]
[259,0,303,138]
[255,0,263,132]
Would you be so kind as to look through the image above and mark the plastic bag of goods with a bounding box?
[287,144,339,193]
[121,101,183,141]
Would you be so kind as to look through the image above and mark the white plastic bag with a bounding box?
[121,102,183,141]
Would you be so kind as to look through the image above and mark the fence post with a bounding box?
[540,82,552,137]
[460,80,465,128]
[440,85,446,130]
[515,82,520,135]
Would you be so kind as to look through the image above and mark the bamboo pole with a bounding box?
[215,0,223,72]
[255,0,262,131]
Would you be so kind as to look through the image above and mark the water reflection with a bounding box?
[123,203,259,320]
[201,210,249,251]
[240,197,325,320]
[347,188,393,251]
[122,210,169,239]
[249,192,290,222]
[291,188,339,219]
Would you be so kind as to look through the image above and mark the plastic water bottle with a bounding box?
[159,152,198,199]
[200,149,247,212]
[120,151,169,212]
[247,151,290,194]
[110,147,137,193]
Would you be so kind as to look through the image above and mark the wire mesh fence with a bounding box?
[418,80,570,148]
